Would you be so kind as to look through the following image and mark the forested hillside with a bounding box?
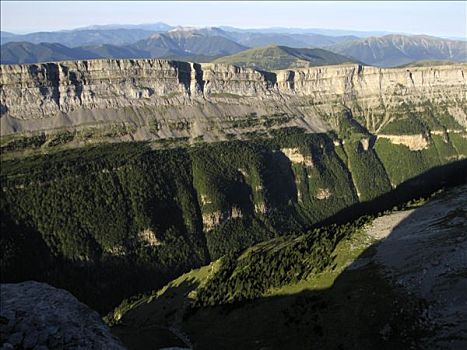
[2,120,466,312]
[108,183,467,349]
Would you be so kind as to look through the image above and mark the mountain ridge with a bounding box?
[0,29,249,64]
[3,27,466,66]
[212,45,359,70]
[133,30,248,57]
[0,28,158,47]
[0,42,103,64]
[328,34,467,67]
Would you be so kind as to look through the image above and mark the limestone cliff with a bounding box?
[1,59,465,144]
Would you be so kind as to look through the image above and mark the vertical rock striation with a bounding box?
[1,59,465,139]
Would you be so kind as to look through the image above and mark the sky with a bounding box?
[1,1,466,38]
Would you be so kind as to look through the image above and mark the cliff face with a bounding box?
[1,59,465,141]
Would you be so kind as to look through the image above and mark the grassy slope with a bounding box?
[110,201,431,349]
[212,45,357,70]
[397,60,458,67]
[109,219,373,337]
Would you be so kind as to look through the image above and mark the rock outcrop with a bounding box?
[377,134,429,151]
[1,59,465,142]
[281,147,314,166]
[0,281,126,349]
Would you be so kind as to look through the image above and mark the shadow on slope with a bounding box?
[180,184,466,350]
[113,215,423,349]
[314,158,467,227]
[113,165,467,349]
[182,264,426,349]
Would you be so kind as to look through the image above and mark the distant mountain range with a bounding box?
[75,22,173,32]
[218,26,393,38]
[0,26,357,50]
[0,28,249,64]
[212,45,358,70]
[225,32,356,48]
[1,25,466,67]
[132,29,248,58]
[0,42,102,64]
[0,29,158,47]
[328,34,467,67]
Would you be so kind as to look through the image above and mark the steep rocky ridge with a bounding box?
[1,60,465,143]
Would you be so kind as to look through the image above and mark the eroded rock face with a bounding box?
[281,148,314,167]
[202,211,223,231]
[378,134,429,151]
[0,281,126,349]
[1,60,465,141]
[315,188,332,200]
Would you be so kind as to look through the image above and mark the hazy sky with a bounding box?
[1,1,466,37]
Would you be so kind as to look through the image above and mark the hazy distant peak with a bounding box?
[168,26,229,38]
[169,26,197,32]
[76,22,172,31]
[328,34,467,67]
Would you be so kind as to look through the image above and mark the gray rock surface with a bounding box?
[1,59,465,141]
[364,184,467,349]
[0,281,126,349]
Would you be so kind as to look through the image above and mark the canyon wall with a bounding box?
[1,59,465,140]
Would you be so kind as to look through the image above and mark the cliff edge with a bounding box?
[1,59,466,144]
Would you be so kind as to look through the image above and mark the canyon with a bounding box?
[1,4,466,347]
[1,58,466,320]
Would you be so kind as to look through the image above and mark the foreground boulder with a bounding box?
[0,281,126,349]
